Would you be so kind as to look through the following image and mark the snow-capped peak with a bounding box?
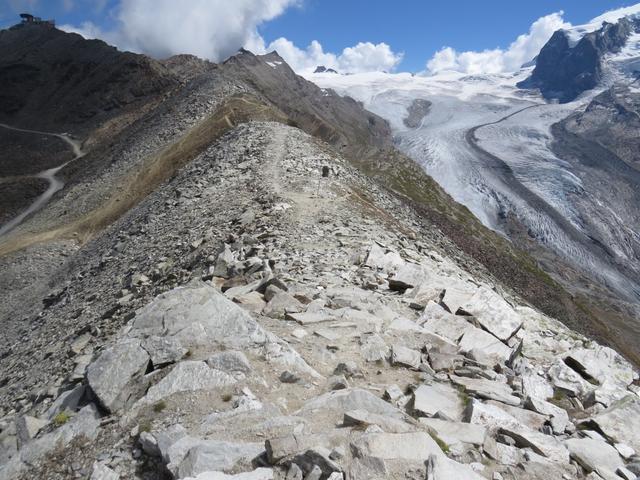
[563,3,640,46]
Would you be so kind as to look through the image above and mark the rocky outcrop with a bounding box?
[403,98,431,129]
[518,18,636,102]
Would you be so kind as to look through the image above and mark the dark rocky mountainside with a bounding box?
[561,85,640,171]
[548,85,640,294]
[220,50,392,162]
[518,18,637,102]
[0,24,178,132]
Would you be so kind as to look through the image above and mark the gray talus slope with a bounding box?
[2,122,639,480]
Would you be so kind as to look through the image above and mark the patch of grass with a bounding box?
[152,400,167,413]
[456,385,472,407]
[139,419,152,433]
[53,411,71,426]
[428,431,450,454]
[548,389,568,407]
[221,393,233,402]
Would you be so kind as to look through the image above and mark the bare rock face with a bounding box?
[403,99,431,129]
[139,361,237,407]
[518,18,635,102]
[86,339,150,413]
[350,432,443,462]
[588,396,640,453]
[459,287,522,342]
[565,438,624,477]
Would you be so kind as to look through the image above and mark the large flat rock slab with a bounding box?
[564,345,637,388]
[565,438,624,476]
[129,282,270,350]
[413,382,464,420]
[127,283,319,378]
[450,375,520,406]
[299,388,403,419]
[419,418,487,446]
[140,361,237,406]
[351,432,443,461]
[183,469,274,480]
[589,395,640,452]
[499,424,569,463]
[460,287,522,341]
[426,454,485,480]
[457,326,513,363]
[419,302,474,342]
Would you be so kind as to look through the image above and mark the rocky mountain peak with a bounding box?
[518,15,637,102]
[314,66,339,74]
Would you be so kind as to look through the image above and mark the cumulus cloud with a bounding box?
[60,0,401,73]
[61,0,298,61]
[263,38,403,73]
[426,12,571,74]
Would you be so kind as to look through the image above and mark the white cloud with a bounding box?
[61,0,298,61]
[60,0,402,74]
[262,38,403,73]
[426,12,571,74]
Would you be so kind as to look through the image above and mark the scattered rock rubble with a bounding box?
[2,122,640,479]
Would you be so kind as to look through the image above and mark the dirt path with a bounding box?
[0,123,85,237]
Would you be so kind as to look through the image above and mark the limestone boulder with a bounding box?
[419,418,486,446]
[449,375,520,406]
[459,287,522,341]
[299,389,403,419]
[426,454,486,480]
[589,395,640,452]
[564,345,637,388]
[351,432,443,462]
[86,339,150,413]
[458,327,512,363]
[419,301,473,342]
[183,469,273,480]
[139,361,237,406]
[565,438,624,475]
[413,383,464,420]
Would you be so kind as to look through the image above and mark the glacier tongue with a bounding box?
[306,69,640,301]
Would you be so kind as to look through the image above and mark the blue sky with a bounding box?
[1,0,637,72]
[261,1,635,71]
